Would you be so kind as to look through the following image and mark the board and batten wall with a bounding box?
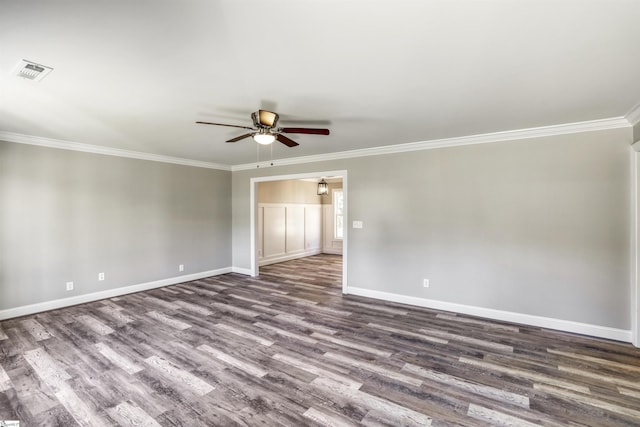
[0,140,232,317]
[257,180,322,265]
[232,127,633,340]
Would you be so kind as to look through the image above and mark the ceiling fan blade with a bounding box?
[281,127,330,135]
[276,134,299,147]
[196,121,254,130]
[226,133,253,143]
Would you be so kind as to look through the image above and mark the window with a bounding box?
[333,189,344,240]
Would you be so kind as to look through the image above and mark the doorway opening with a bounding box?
[250,170,348,294]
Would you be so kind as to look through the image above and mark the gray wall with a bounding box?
[0,141,231,310]
[232,128,632,329]
[634,121,640,143]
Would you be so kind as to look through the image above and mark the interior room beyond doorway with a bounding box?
[257,177,344,269]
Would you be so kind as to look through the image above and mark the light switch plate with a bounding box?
[353,220,363,229]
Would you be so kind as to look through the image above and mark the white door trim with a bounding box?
[250,170,348,294]
[632,149,639,347]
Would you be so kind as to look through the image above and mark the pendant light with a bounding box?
[317,178,329,196]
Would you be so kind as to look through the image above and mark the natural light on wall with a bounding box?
[334,189,344,239]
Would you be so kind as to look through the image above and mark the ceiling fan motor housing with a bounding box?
[252,110,279,129]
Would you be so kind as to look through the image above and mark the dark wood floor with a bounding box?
[1,254,640,426]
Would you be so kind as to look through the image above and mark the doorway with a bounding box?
[250,170,348,294]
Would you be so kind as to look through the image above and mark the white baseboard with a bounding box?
[346,286,632,343]
[322,248,343,255]
[231,266,253,276]
[259,249,321,267]
[0,267,232,321]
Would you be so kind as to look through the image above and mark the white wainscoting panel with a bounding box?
[259,203,322,266]
[287,206,306,253]
[262,206,286,258]
[305,205,322,251]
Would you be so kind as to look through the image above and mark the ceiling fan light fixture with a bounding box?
[196,108,329,148]
[253,133,276,145]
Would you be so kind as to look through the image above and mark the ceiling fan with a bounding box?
[196,110,330,147]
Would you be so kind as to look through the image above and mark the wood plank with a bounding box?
[94,342,144,374]
[54,383,111,427]
[213,323,274,347]
[311,377,432,427]
[303,406,360,426]
[533,383,640,420]
[23,348,71,391]
[145,311,191,330]
[402,363,529,408]
[459,356,591,394]
[98,305,135,324]
[107,401,162,427]
[20,319,54,341]
[467,403,541,427]
[367,322,448,344]
[197,344,268,378]
[143,355,214,396]
[0,364,11,392]
[272,353,362,389]
[253,321,319,345]
[311,332,392,357]
[324,352,422,387]
[75,315,115,336]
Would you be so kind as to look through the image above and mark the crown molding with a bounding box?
[1,115,631,173]
[231,116,630,171]
[626,103,640,126]
[0,131,231,171]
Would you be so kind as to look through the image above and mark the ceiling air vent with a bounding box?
[13,59,53,82]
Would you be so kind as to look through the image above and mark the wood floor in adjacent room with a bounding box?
[1,254,639,426]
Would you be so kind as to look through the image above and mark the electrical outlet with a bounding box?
[423,278,429,288]
[179,264,184,272]
[66,281,74,291]
[98,272,105,281]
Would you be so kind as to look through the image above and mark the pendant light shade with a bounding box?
[317,178,329,196]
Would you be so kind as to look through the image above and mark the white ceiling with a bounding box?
[2,0,639,166]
